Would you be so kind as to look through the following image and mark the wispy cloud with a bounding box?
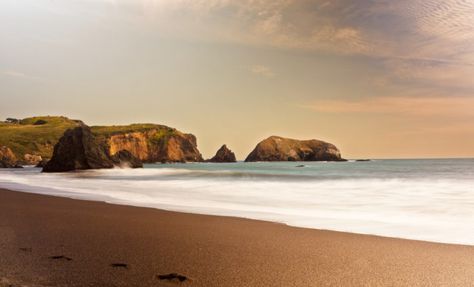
[249,65,275,78]
[118,0,473,61]
[1,70,46,82]
[303,96,474,118]
[112,0,473,93]
[2,70,28,78]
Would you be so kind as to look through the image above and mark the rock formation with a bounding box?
[245,136,345,162]
[104,128,203,163]
[0,146,21,168]
[35,159,49,168]
[0,116,203,164]
[110,150,143,168]
[23,154,43,166]
[43,125,142,172]
[207,145,237,163]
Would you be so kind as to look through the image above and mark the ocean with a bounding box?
[1,159,473,245]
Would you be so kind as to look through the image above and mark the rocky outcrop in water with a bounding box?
[35,159,49,168]
[43,125,142,172]
[110,150,143,168]
[0,146,22,168]
[207,145,236,163]
[245,136,345,162]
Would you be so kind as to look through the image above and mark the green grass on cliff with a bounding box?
[0,116,81,159]
[0,117,182,160]
[90,124,174,137]
[91,124,179,145]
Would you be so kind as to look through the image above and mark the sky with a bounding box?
[1,0,473,159]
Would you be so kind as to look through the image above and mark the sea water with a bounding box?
[1,159,473,245]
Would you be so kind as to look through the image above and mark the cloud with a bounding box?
[2,71,27,78]
[303,96,474,118]
[1,70,46,82]
[249,65,275,78]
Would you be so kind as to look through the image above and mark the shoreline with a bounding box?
[1,188,474,286]
[3,186,473,248]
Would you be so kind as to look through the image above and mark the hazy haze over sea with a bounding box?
[1,159,473,245]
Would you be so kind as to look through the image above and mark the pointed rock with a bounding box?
[208,145,236,163]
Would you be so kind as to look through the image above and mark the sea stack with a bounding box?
[43,125,142,172]
[245,136,345,162]
[208,145,237,163]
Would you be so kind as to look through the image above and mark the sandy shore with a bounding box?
[1,188,474,286]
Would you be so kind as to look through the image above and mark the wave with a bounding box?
[1,160,474,245]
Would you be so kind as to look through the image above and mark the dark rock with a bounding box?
[35,159,49,168]
[43,125,114,172]
[245,136,346,162]
[207,144,237,163]
[111,150,143,168]
[356,159,371,162]
[43,125,143,172]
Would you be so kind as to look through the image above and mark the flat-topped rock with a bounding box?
[245,136,345,162]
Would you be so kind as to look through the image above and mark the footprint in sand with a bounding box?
[110,263,128,269]
[157,273,188,283]
[49,255,73,261]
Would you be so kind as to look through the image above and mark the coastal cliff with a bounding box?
[92,124,203,163]
[0,117,203,165]
[245,136,345,162]
[0,116,81,163]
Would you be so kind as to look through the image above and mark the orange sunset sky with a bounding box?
[1,0,473,159]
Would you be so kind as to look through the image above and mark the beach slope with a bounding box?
[1,188,474,286]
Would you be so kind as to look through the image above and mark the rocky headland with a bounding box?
[0,116,203,168]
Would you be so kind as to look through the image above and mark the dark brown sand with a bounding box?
[1,188,474,287]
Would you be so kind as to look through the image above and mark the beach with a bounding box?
[1,188,474,287]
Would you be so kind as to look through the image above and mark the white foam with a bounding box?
[1,164,473,245]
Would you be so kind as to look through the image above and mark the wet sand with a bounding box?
[1,188,474,286]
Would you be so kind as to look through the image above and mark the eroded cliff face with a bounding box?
[106,129,203,163]
[0,146,20,168]
[245,136,345,162]
[108,131,154,161]
[0,116,203,165]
